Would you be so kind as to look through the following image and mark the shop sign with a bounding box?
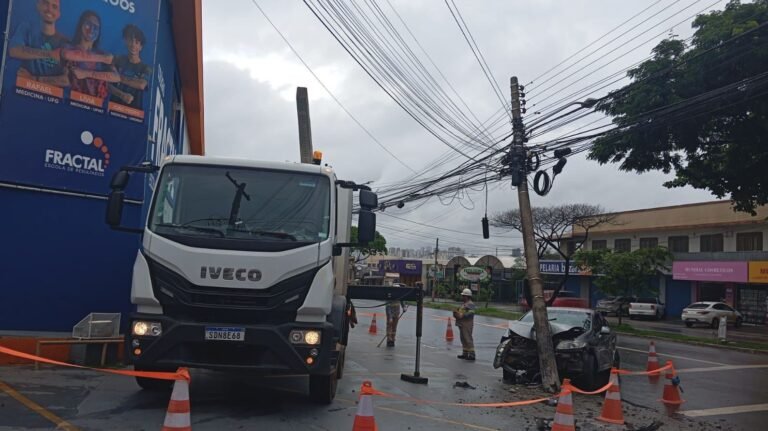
[459,266,490,282]
[539,260,591,275]
[672,261,748,282]
[748,261,768,284]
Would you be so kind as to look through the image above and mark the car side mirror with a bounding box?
[106,191,125,227]
[600,326,611,335]
[357,210,376,244]
[110,170,130,190]
[359,189,378,210]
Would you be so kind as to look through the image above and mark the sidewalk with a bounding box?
[605,316,768,344]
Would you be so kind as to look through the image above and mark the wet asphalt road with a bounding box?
[1,301,767,430]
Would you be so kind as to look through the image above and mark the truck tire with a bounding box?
[336,346,346,380]
[134,365,174,391]
[309,373,338,404]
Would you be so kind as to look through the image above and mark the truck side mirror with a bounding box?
[359,189,378,210]
[110,170,130,190]
[106,191,125,227]
[357,210,376,244]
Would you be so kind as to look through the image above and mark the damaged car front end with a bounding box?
[493,307,618,390]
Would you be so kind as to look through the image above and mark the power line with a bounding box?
[249,0,417,173]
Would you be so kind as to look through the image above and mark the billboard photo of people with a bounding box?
[0,0,160,196]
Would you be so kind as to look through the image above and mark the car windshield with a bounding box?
[637,297,657,303]
[149,164,331,244]
[519,309,592,330]
[686,303,709,309]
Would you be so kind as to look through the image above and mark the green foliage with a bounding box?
[350,226,387,255]
[574,246,673,298]
[590,1,768,214]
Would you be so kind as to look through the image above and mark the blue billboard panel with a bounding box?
[0,0,160,198]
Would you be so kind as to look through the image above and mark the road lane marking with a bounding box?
[336,397,499,431]
[617,346,727,366]
[682,403,768,417]
[678,364,768,374]
[0,379,79,431]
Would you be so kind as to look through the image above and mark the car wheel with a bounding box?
[711,318,719,329]
[629,315,636,320]
[684,321,693,328]
[735,318,743,329]
[578,353,599,391]
[502,368,514,383]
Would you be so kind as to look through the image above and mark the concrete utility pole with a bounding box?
[509,76,560,393]
[296,87,313,164]
[433,238,439,294]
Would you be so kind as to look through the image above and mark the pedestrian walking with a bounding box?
[453,288,476,361]
[385,300,401,347]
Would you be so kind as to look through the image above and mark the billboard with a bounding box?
[672,261,748,283]
[377,259,422,276]
[0,0,160,198]
[748,261,768,284]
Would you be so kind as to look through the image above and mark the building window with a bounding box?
[667,236,689,253]
[592,240,607,250]
[700,234,724,252]
[639,237,658,249]
[736,232,763,251]
[614,238,631,252]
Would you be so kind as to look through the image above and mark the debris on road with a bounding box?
[453,381,476,390]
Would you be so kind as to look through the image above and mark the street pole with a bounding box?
[433,238,439,300]
[509,76,560,393]
[296,87,313,164]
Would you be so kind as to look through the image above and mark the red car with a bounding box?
[519,290,588,310]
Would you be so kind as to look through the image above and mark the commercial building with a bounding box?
[0,0,204,331]
[574,201,768,324]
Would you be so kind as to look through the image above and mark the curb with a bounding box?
[615,331,768,355]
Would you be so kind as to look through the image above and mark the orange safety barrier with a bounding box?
[647,341,661,382]
[0,345,187,381]
[660,360,685,415]
[162,368,192,431]
[368,313,378,335]
[445,318,455,342]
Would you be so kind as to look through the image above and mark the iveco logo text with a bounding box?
[200,267,262,282]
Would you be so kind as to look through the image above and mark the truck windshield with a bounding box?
[149,164,331,248]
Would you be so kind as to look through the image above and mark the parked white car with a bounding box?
[681,302,743,328]
[628,297,665,320]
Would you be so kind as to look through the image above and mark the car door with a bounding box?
[592,313,614,370]
[712,303,729,322]
[720,304,737,323]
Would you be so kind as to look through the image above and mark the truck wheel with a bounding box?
[336,347,346,380]
[134,365,174,391]
[309,373,338,404]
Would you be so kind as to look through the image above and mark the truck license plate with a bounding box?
[205,327,245,341]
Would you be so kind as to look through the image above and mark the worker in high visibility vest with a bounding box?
[453,288,476,361]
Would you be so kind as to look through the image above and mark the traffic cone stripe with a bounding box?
[553,413,575,427]
[557,404,574,415]
[162,412,192,428]
[167,399,191,413]
[605,390,621,401]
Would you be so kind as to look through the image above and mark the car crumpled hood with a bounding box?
[508,321,584,340]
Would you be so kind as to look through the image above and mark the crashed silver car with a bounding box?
[493,307,619,390]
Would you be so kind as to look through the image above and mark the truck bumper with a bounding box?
[126,313,337,375]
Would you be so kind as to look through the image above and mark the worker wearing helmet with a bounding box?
[453,288,476,361]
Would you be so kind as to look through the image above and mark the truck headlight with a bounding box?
[304,330,321,345]
[132,321,162,337]
[289,330,322,345]
[556,340,586,350]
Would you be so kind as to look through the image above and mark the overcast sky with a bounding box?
[201,0,720,255]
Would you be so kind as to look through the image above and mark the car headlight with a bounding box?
[132,321,162,337]
[289,329,322,345]
[556,340,587,350]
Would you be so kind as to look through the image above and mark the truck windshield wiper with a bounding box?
[229,228,297,241]
[156,223,225,237]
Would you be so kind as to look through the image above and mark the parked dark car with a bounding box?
[493,307,619,390]
[595,296,635,316]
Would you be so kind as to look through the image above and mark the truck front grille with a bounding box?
[146,256,319,324]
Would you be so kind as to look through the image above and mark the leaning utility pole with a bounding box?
[434,238,439,293]
[296,87,313,164]
[509,77,560,392]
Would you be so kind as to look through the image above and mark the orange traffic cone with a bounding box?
[352,381,378,431]
[552,379,575,431]
[647,341,660,382]
[368,313,378,335]
[162,368,191,431]
[660,361,684,415]
[597,369,624,425]
[445,318,455,342]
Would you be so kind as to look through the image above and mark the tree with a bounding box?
[574,246,673,325]
[492,204,617,305]
[350,226,387,263]
[589,1,768,214]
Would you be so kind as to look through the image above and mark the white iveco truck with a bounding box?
[105,154,378,403]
